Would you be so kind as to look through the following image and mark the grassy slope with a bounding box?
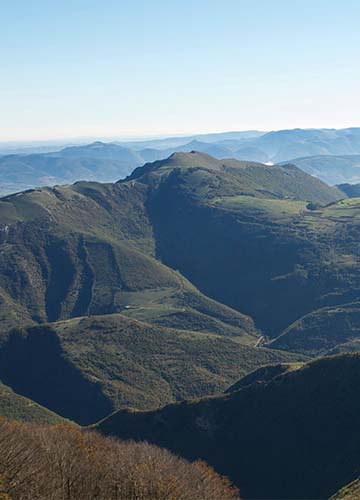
[267,199,360,354]
[1,152,360,426]
[0,153,358,348]
[138,159,359,337]
[2,159,306,425]
[97,354,360,500]
[224,362,303,392]
[0,314,301,425]
[128,151,342,204]
[0,181,256,340]
[1,152,345,341]
[270,302,360,356]
[0,380,65,424]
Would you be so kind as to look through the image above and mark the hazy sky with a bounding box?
[1,0,360,140]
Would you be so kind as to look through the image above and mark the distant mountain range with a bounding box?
[281,154,360,185]
[2,127,360,195]
[0,142,142,195]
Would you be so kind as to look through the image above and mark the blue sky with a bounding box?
[1,0,360,140]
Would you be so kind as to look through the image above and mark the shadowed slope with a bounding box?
[0,327,112,425]
[97,354,360,500]
[270,302,360,356]
[0,380,66,424]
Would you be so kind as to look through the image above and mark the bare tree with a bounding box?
[0,419,240,500]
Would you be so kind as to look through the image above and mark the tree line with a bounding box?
[0,418,240,500]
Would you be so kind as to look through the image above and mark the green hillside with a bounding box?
[0,314,301,425]
[0,380,65,424]
[97,354,360,500]
[270,302,360,356]
[0,180,256,338]
[0,151,344,340]
[2,151,360,428]
[0,152,359,346]
[129,154,359,336]
[129,151,342,203]
[225,362,303,392]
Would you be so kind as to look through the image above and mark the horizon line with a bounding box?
[1,125,360,145]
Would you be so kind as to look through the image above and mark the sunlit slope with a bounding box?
[0,314,301,425]
[0,181,256,339]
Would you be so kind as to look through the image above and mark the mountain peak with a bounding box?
[88,141,107,148]
[123,151,222,183]
[167,150,216,163]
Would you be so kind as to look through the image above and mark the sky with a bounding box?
[1,0,360,141]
